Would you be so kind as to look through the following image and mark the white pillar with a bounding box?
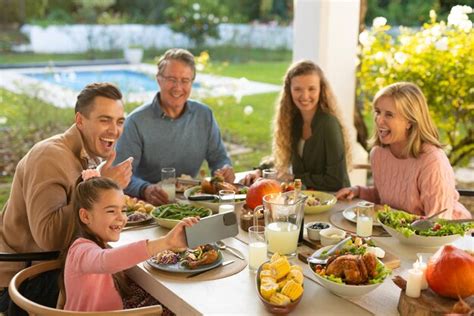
[293,0,368,186]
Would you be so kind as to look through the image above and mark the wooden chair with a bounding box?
[8,260,163,316]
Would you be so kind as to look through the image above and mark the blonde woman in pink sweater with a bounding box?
[61,175,198,312]
[336,82,470,219]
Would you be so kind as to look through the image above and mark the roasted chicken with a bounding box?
[184,244,219,269]
[326,252,378,285]
[201,175,239,194]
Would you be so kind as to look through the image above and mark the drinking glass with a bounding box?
[356,201,374,237]
[161,167,176,202]
[218,190,235,214]
[262,168,277,179]
[248,226,267,272]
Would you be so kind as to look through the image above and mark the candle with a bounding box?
[406,268,423,298]
[413,259,428,290]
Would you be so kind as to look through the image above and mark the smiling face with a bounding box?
[76,96,125,159]
[157,60,194,117]
[290,73,321,115]
[79,188,127,242]
[374,96,411,157]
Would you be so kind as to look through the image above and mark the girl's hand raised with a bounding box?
[166,217,199,249]
[335,186,360,200]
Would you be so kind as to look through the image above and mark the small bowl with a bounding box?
[306,221,332,241]
[256,262,303,314]
[319,227,346,246]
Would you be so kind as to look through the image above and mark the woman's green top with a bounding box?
[291,108,350,191]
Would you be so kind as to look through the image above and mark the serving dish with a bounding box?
[302,190,337,214]
[379,222,462,248]
[184,185,247,213]
[151,203,212,229]
[308,245,390,297]
[256,259,303,314]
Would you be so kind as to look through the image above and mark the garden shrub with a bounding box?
[357,5,473,166]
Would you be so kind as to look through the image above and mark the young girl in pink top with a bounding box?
[336,82,470,219]
[61,174,198,312]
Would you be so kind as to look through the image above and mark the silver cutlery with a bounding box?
[307,236,352,265]
[215,241,245,260]
[410,208,448,231]
[186,260,235,278]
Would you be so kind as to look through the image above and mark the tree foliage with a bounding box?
[357,6,474,166]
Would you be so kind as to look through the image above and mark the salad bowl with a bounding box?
[377,208,470,248]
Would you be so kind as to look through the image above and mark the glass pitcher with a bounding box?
[254,191,307,258]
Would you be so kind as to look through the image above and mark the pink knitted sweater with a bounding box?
[64,238,150,312]
[359,144,471,219]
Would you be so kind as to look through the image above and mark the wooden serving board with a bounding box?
[394,277,474,315]
[297,237,401,270]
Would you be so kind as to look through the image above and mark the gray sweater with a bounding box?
[115,93,231,197]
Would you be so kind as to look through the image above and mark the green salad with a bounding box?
[377,206,473,237]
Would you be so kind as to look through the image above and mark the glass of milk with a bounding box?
[161,167,176,202]
[356,201,374,237]
[248,225,267,272]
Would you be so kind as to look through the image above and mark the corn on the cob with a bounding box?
[259,269,274,279]
[261,262,272,271]
[270,257,291,280]
[281,280,304,301]
[278,278,288,290]
[270,252,281,263]
[260,282,278,300]
[269,293,291,306]
[261,276,277,285]
[286,269,304,284]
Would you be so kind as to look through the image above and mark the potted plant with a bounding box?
[124,44,144,64]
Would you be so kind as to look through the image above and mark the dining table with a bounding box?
[110,176,474,315]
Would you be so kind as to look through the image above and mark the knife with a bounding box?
[186,260,235,278]
[188,194,246,201]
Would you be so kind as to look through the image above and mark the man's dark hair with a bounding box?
[74,82,123,116]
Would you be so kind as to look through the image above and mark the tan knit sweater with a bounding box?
[0,125,92,286]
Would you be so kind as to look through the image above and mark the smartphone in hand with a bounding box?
[185,212,238,248]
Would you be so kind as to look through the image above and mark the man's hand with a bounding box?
[214,165,235,183]
[240,169,261,186]
[143,184,170,206]
[99,151,133,189]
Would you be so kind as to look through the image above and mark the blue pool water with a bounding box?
[25,70,200,94]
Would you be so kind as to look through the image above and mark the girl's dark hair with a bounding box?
[59,177,131,299]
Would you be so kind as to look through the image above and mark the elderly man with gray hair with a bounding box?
[116,48,234,206]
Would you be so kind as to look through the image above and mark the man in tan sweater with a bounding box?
[0,82,133,313]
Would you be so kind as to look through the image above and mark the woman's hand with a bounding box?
[335,186,360,200]
[240,169,261,186]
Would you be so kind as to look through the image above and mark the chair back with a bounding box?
[9,260,163,316]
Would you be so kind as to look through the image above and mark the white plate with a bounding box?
[147,248,223,273]
[184,186,247,213]
[308,246,386,297]
[379,222,462,248]
[342,205,382,227]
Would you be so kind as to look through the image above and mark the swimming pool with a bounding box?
[0,64,280,108]
[25,70,160,93]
